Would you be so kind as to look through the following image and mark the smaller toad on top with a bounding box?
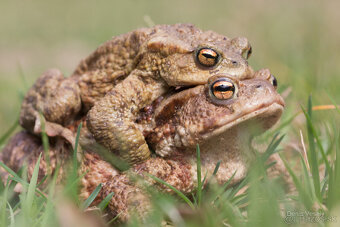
[19,24,255,164]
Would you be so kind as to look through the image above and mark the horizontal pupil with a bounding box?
[202,53,216,59]
[215,84,234,92]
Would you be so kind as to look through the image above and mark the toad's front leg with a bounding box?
[20,69,81,146]
[87,69,167,164]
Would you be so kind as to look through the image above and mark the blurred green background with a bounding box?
[1,0,339,136]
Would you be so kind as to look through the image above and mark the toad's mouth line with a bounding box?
[201,101,284,140]
[172,85,197,93]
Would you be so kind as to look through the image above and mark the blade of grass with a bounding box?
[196,144,202,207]
[228,176,249,202]
[0,162,22,183]
[39,113,51,175]
[298,152,315,200]
[107,212,122,225]
[82,183,102,210]
[0,176,4,192]
[280,154,313,209]
[320,174,329,199]
[201,171,208,189]
[324,122,336,156]
[219,200,245,227]
[212,161,221,176]
[41,164,60,227]
[146,173,195,210]
[66,123,82,202]
[23,153,42,212]
[334,131,340,204]
[0,162,27,186]
[191,192,197,206]
[266,132,280,149]
[302,104,330,171]
[232,192,249,207]
[265,161,278,170]
[0,161,47,200]
[301,96,321,201]
[205,161,221,187]
[0,178,12,227]
[7,202,15,227]
[211,171,237,205]
[327,93,340,115]
[302,107,331,172]
[63,171,88,197]
[326,129,340,209]
[6,178,21,212]
[262,134,285,162]
[73,122,82,174]
[36,175,48,188]
[98,192,114,211]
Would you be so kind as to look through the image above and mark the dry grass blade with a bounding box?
[299,130,310,172]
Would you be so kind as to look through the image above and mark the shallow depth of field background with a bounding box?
[0,0,339,141]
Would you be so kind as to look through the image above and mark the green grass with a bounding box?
[0,96,339,226]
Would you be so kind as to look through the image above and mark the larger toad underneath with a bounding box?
[1,70,285,221]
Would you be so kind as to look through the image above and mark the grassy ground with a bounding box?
[0,0,340,226]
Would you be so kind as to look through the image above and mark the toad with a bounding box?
[19,24,254,164]
[1,69,284,221]
[83,70,284,220]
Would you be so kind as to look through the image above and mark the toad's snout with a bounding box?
[239,78,285,108]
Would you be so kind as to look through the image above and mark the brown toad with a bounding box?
[81,71,285,220]
[1,70,284,221]
[19,24,254,163]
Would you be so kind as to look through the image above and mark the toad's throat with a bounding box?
[181,102,284,186]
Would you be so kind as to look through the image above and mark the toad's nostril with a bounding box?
[256,84,262,88]
[232,60,238,66]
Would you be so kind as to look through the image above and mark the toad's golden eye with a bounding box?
[210,79,236,100]
[269,74,278,89]
[197,48,220,67]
